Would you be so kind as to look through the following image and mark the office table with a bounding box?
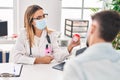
[0,63,63,80]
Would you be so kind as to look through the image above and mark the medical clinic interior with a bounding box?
[0,0,120,80]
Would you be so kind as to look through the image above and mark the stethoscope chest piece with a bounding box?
[45,44,53,55]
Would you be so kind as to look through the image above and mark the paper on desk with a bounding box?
[0,63,22,75]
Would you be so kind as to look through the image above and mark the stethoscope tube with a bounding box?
[29,33,51,57]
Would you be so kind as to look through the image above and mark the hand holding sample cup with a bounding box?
[68,34,80,53]
[72,34,80,42]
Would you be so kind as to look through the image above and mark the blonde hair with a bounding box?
[24,5,53,47]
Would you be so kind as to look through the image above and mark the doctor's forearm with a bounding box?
[34,57,48,64]
[34,57,43,64]
[34,56,53,64]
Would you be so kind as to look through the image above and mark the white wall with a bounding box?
[17,0,61,33]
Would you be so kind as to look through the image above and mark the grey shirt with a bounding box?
[63,42,120,80]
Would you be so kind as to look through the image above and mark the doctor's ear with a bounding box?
[31,20,36,26]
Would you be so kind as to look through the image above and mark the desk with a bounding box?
[0,63,63,80]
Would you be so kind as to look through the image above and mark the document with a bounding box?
[0,63,23,77]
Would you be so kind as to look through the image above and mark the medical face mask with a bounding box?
[35,19,47,30]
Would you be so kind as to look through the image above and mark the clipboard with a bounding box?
[0,63,23,77]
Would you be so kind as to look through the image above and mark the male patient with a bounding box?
[63,10,120,80]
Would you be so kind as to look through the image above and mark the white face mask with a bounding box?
[34,19,47,30]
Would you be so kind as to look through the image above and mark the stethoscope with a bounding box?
[29,33,53,57]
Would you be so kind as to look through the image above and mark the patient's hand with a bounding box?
[34,56,54,64]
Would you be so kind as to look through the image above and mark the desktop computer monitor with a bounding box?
[0,21,8,37]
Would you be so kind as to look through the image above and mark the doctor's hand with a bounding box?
[67,38,80,53]
[34,56,54,64]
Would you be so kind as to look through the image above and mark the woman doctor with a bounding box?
[11,5,80,64]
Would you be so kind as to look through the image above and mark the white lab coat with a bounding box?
[63,43,120,80]
[10,28,69,64]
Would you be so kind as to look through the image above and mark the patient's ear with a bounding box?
[90,24,96,35]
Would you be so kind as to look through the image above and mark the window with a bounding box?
[0,0,13,36]
[61,0,103,34]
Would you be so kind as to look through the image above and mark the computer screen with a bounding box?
[0,21,8,36]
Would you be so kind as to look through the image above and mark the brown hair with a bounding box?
[91,10,120,42]
[24,5,53,47]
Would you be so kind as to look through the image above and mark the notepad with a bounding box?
[0,63,23,77]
